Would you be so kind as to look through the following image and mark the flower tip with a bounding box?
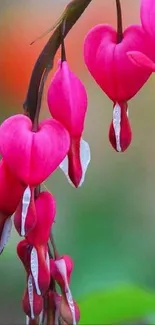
[127,51,155,72]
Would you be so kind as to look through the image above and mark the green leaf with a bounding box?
[79,285,155,324]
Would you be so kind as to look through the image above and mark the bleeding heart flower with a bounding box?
[48,60,90,187]
[50,255,77,324]
[14,186,37,237]
[84,24,154,151]
[17,240,50,296]
[22,274,43,320]
[27,191,56,246]
[0,114,70,186]
[60,294,80,325]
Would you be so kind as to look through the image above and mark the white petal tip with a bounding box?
[113,103,122,152]
[0,218,12,254]
[30,247,41,296]
[59,139,91,187]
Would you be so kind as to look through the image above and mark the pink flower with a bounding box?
[27,191,56,246]
[48,60,90,187]
[84,24,154,151]
[17,240,50,296]
[0,114,70,186]
[50,255,79,324]
[17,191,55,297]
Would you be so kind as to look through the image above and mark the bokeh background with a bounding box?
[1,0,155,324]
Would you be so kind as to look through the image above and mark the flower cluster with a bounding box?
[0,52,86,323]
[1,0,155,324]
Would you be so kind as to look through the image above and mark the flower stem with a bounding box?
[24,0,93,122]
[61,19,67,62]
[116,0,123,43]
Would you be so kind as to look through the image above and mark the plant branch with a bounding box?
[23,0,93,122]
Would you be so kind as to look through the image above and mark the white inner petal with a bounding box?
[46,251,50,272]
[0,218,12,254]
[59,138,91,188]
[113,103,122,152]
[79,139,91,187]
[26,315,30,325]
[30,247,41,295]
[28,274,35,319]
[55,259,76,325]
[39,309,44,325]
[21,186,31,236]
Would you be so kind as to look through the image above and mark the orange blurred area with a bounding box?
[0,0,140,103]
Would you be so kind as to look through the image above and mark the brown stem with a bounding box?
[61,19,67,63]
[50,232,59,259]
[116,0,123,43]
[23,0,93,122]
[32,64,52,131]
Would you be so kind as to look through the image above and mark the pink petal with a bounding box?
[47,61,87,137]
[27,191,56,246]
[0,115,70,186]
[0,159,25,216]
[17,239,31,273]
[84,24,154,102]
[127,51,155,71]
[141,0,155,38]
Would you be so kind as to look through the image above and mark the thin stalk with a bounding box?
[116,0,123,43]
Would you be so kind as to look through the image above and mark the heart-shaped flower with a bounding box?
[50,255,76,324]
[84,24,154,151]
[17,240,50,295]
[0,114,70,186]
[48,60,90,187]
[27,191,56,246]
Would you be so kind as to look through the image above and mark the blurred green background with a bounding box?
[1,0,155,324]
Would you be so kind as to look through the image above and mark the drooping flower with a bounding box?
[0,159,25,253]
[84,24,154,151]
[48,60,90,187]
[17,191,55,297]
[50,254,80,324]
[0,114,70,186]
